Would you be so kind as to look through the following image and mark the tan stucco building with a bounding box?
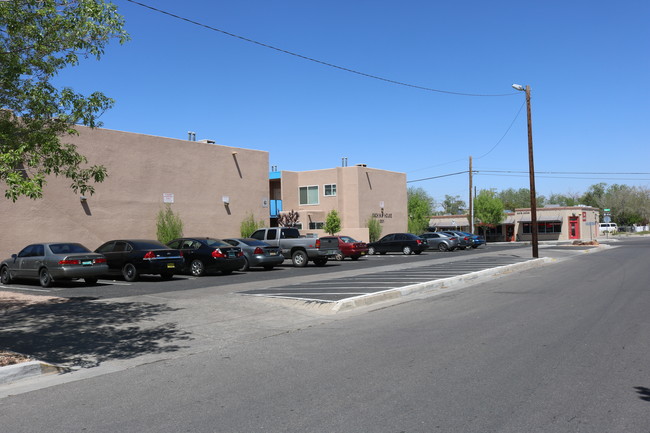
[1,126,270,257]
[1,127,408,257]
[428,206,600,242]
[270,166,407,242]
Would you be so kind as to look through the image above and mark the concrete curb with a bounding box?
[0,360,68,385]
[331,257,553,312]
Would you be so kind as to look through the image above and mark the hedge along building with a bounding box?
[427,206,600,242]
[270,165,408,242]
[0,126,270,257]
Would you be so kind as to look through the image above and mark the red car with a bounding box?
[320,236,369,261]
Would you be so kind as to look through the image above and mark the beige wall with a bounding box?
[0,126,270,257]
[279,165,407,242]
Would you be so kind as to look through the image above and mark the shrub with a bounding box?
[240,213,265,237]
[366,217,382,242]
[156,204,183,244]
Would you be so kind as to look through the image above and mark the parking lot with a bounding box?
[0,244,539,302]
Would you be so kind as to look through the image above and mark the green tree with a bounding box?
[474,189,504,237]
[156,205,184,244]
[1,0,129,201]
[547,192,579,207]
[240,212,265,237]
[442,194,466,215]
[366,216,382,242]
[497,188,545,210]
[323,209,342,235]
[407,187,435,234]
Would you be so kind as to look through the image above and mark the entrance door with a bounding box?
[569,217,580,239]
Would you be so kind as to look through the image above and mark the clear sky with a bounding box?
[55,0,650,209]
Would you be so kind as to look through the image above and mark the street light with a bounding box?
[512,84,539,258]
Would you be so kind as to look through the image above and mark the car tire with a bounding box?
[0,266,11,284]
[39,268,53,288]
[84,277,98,285]
[122,263,139,282]
[292,250,308,267]
[334,252,344,261]
[402,246,412,255]
[438,243,449,252]
[160,272,174,280]
[238,257,250,272]
[191,259,206,276]
[368,247,376,255]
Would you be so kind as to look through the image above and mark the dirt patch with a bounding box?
[0,291,63,367]
[571,240,600,246]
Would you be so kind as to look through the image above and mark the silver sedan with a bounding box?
[0,243,108,287]
[223,238,284,271]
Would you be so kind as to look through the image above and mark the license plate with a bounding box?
[269,251,278,256]
[228,252,235,258]
[360,252,366,255]
[167,263,175,269]
[82,260,92,266]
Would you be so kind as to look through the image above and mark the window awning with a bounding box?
[519,215,562,223]
[428,217,470,227]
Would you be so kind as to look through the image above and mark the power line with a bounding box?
[475,100,526,159]
[125,0,519,97]
[478,170,650,175]
[407,171,469,183]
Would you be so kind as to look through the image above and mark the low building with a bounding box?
[428,206,600,242]
[270,165,407,242]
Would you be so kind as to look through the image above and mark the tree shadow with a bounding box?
[0,297,192,368]
[634,386,650,402]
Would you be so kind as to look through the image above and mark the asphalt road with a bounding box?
[1,238,648,432]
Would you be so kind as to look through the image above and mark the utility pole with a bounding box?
[469,156,473,233]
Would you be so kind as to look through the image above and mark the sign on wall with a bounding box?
[163,193,174,203]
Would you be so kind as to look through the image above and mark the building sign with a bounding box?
[372,209,393,223]
[163,193,174,203]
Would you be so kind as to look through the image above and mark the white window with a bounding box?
[324,184,337,197]
[299,186,319,205]
[309,222,324,230]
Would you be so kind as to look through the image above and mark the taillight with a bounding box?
[94,258,107,264]
[212,249,225,258]
[253,247,264,254]
[315,239,321,248]
[416,239,422,245]
[143,251,156,260]
[238,251,244,257]
[58,259,80,265]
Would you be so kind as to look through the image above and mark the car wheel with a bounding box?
[191,259,206,276]
[368,247,376,255]
[334,252,344,261]
[39,268,53,288]
[0,266,11,284]
[291,250,308,267]
[351,255,361,261]
[160,271,174,280]
[402,246,412,255]
[238,257,250,272]
[313,258,328,267]
[438,243,449,252]
[122,263,139,282]
[84,277,98,285]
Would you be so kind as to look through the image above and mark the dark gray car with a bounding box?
[420,232,459,252]
[0,242,108,287]
[223,238,285,271]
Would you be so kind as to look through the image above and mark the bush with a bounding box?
[156,204,183,244]
[240,213,265,237]
[366,217,382,242]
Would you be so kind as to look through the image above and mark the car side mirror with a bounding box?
[11,254,17,259]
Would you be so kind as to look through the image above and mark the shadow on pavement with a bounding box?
[0,297,191,368]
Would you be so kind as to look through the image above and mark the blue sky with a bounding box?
[55,0,650,208]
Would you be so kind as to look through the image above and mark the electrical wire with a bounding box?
[125,0,519,97]
[475,100,526,159]
[407,170,468,183]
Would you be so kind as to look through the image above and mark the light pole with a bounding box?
[512,84,539,258]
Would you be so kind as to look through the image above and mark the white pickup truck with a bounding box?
[250,228,339,267]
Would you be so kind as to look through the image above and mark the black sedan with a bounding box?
[1,242,108,287]
[167,237,245,276]
[95,239,184,282]
[367,233,428,255]
[223,238,284,271]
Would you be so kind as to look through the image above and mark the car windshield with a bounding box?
[203,238,231,247]
[49,243,91,254]
[131,240,168,250]
[340,236,359,243]
[240,239,269,247]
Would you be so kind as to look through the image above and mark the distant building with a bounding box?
[429,206,600,242]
